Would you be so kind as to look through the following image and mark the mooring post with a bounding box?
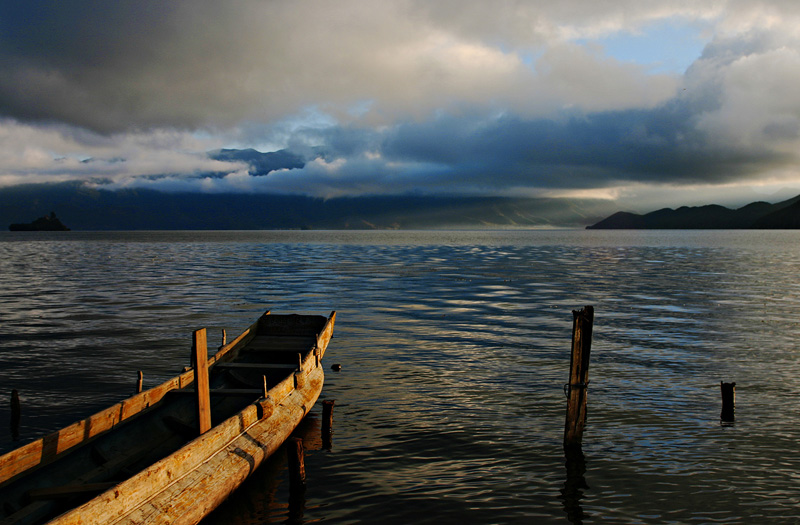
[192,328,212,434]
[219,329,227,351]
[564,305,594,449]
[10,389,20,441]
[135,371,144,394]
[720,381,735,423]
[288,437,306,523]
[287,437,306,492]
[322,400,335,449]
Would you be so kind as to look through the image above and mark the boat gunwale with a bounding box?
[47,311,335,525]
[0,313,267,490]
[0,309,341,492]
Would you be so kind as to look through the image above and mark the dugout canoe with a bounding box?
[0,311,336,525]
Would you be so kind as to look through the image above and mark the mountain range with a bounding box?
[0,182,616,231]
[587,194,800,229]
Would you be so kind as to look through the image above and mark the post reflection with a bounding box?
[560,445,589,524]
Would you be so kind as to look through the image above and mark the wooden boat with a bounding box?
[0,311,336,525]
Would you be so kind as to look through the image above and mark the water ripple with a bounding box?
[2,231,800,523]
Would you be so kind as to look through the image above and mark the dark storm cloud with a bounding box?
[2,1,800,205]
[0,1,183,131]
[297,99,784,195]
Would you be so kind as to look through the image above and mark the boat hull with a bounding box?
[0,311,335,525]
[52,367,323,525]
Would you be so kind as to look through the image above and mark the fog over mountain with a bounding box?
[1,182,618,231]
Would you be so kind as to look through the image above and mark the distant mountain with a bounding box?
[8,212,70,231]
[587,195,800,229]
[0,182,617,230]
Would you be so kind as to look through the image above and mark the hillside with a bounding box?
[587,195,800,229]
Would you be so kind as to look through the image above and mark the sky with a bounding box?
[2,0,800,211]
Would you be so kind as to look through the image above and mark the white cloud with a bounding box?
[0,119,238,187]
[3,0,800,204]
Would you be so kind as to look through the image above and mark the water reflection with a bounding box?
[2,231,800,522]
[560,445,589,524]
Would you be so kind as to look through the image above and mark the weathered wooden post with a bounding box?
[10,389,20,441]
[135,371,144,394]
[564,305,594,449]
[720,381,735,423]
[262,375,268,398]
[322,400,335,449]
[287,437,306,522]
[287,437,306,491]
[192,328,212,434]
[219,329,227,351]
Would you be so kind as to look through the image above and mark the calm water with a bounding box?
[1,229,799,523]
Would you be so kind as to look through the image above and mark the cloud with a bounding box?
[0,0,687,133]
[0,119,239,187]
[2,1,800,208]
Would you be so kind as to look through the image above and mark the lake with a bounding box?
[1,229,799,523]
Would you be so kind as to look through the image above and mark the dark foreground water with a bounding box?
[1,230,799,523]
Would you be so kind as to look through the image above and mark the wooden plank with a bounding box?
[192,329,212,435]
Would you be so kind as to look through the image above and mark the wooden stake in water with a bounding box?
[564,306,594,449]
[192,328,212,435]
[287,437,306,491]
[720,381,735,422]
[135,371,143,394]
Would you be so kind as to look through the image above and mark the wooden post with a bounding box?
[262,375,268,398]
[10,389,20,441]
[720,381,735,422]
[192,329,212,434]
[135,371,143,394]
[322,400,335,449]
[286,437,306,491]
[288,437,306,522]
[564,305,594,449]
[219,329,226,351]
